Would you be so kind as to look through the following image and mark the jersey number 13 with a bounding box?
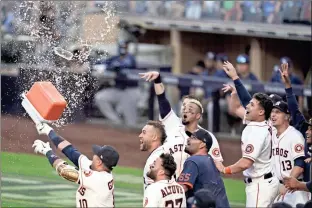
[282,160,292,171]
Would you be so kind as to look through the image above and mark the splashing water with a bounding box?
[3,1,118,127]
[54,47,73,60]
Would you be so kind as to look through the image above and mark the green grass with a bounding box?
[1,152,245,207]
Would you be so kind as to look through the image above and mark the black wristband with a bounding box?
[154,74,162,84]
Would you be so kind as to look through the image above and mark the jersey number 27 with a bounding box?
[165,198,183,208]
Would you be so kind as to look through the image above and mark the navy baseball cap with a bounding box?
[280,57,292,67]
[205,52,216,60]
[187,189,216,208]
[273,101,289,114]
[236,54,249,64]
[269,94,283,104]
[216,53,228,62]
[185,129,213,152]
[92,145,119,170]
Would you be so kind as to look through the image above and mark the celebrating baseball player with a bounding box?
[279,63,312,183]
[218,61,279,207]
[143,153,186,208]
[139,120,167,190]
[139,71,223,172]
[270,101,308,206]
[32,123,119,207]
[177,129,230,208]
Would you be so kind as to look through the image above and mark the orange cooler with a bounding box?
[25,82,67,121]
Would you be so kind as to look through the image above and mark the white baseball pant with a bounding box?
[245,175,279,207]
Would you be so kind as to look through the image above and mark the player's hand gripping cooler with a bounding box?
[21,81,67,124]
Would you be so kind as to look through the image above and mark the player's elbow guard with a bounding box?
[55,161,79,183]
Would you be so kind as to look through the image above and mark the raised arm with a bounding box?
[139,71,171,119]
[35,123,81,167]
[280,63,307,131]
[222,84,246,119]
[222,61,252,108]
[32,140,79,183]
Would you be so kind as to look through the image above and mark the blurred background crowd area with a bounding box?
[116,0,311,25]
[1,1,311,137]
[2,1,311,37]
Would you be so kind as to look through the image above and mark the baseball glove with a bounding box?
[55,161,79,183]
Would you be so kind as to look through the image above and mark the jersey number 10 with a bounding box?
[79,199,88,208]
[165,198,183,208]
[282,160,292,171]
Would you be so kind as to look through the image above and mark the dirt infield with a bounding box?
[1,115,243,179]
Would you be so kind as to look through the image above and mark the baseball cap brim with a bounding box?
[185,131,193,138]
[185,131,204,142]
[272,105,289,114]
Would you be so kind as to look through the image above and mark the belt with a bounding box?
[244,172,273,184]
[279,178,303,184]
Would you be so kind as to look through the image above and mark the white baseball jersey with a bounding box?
[160,109,223,162]
[143,180,186,208]
[242,121,280,207]
[144,146,165,190]
[272,126,305,180]
[76,155,115,208]
[241,120,273,178]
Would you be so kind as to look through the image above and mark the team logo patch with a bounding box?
[212,148,220,157]
[294,144,304,153]
[245,144,254,154]
[144,198,148,207]
[83,170,93,177]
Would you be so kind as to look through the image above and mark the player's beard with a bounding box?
[184,145,192,155]
[147,169,157,181]
[140,140,149,151]
[182,115,190,125]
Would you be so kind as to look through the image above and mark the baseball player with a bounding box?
[280,63,311,183]
[177,129,230,208]
[33,123,119,207]
[217,61,279,207]
[218,92,279,207]
[139,120,167,190]
[139,71,223,171]
[270,101,308,206]
[143,153,186,208]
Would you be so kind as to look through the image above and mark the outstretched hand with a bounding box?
[36,123,53,136]
[279,63,291,88]
[32,139,52,156]
[222,83,237,95]
[283,176,300,191]
[222,61,239,80]
[139,71,160,82]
